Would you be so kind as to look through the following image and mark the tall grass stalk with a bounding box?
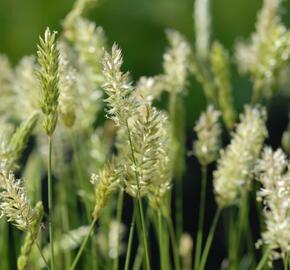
[124,206,137,270]
[194,165,207,270]
[166,216,181,270]
[158,211,165,270]
[70,217,97,270]
[113,189,124,270]
[255,247,270,270]
[48,136,55,270]
[199,208,221,270]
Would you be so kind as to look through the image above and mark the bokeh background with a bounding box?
[1,0,290,268]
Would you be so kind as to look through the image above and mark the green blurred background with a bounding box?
[2,0,288,127]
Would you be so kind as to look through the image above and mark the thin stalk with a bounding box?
[133,245,144,270]
[255,247,270,270]
[125,121,150,270]
[169,91,183,243]
[35,240,50,270]
[137,197,150,270]
[70,217,97,270]
[48,136,55,270]
[199,208,221,270]
[228,210,237,270]
[158,212,165,270]
[194,166,207,270]
[113,190,124,270]
[124,206,137,270]
[166,216,181,270]
[175,176,183,244]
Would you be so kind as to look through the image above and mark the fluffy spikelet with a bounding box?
[194,0,211,60]
[12,56,40,120]
[255,147,290,261]
[235,0,290,100]
[0,55,13,115]
[122,104,170,200]
[64,0,98,29]
[91,159,121,220]
[58,41,77,127]
[0,167,35,231]
[102,44,137,126]
[135,76,165,103]
[213,106,268,208]
[67,18,105,131]
[5,112,39,169]
[163,29,191,93]
[193,105,221,166]
[17,201,44,270]
[210,42,236,129]
[37,27,60,136]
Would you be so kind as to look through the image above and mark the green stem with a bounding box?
[132,245,144,270]
[229,209,237,270]
[199,208,221,270]
[48,137,55,270]
[255,247,270,270]
[137,197,150,270]
[35,240,50,270]
[70,217,97,270]
[113,190,124,270]
[194,166,207,270]
[166,216,181,270]
[158,212,165,270]
[124,206,137,270]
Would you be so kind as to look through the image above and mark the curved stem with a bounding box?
[124,206,137,270]
[255,247,270,270]
[48,136,55,270]
[70,217,97,270]
[113,190,124,270]
[194,166,207,270]
[199,208,221,270]
[35,240,50,269]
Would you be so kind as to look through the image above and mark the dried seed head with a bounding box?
[0,166,35,231]
[91,159,121,219]
[163,29,191,94]
[102,44,137,126]
[120,105,171,201]
[255,147,290,261]
[210,42,236,129]
[213,106,268,208]
[235,0,289,100]
[5,112,39,169]
[194,0,211,61]
[12,56,40,120]
[17,201,43,270]
[37,27,60,136]
[58,41,77,127]
[194,105,221,166]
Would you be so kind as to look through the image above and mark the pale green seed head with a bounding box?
[37,27,60,136]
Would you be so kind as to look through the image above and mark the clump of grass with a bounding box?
[1,0,290,269]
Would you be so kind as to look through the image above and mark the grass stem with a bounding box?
[48,136,55,270]
[113,189,124,270]
[199,208,221,270]
[70,217,97,270]
[194,166,207,270]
